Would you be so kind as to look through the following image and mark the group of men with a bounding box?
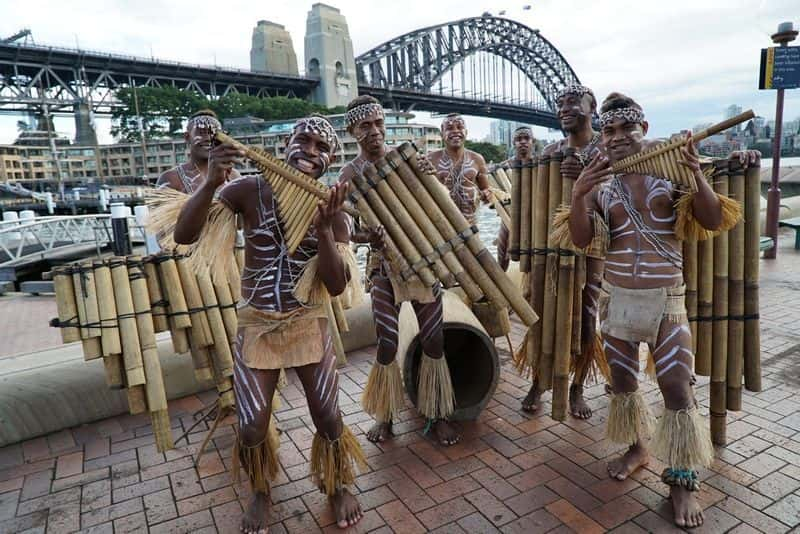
[157,82,755,530]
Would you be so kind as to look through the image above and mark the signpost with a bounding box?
[760,23,798,259]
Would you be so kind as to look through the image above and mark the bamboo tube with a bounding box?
[213,278,239,344]
[363,163,456,288]
[196,271,234,377]
[324,298,348,367]
[143,257,169,333]
[727,159,745,412]
[510,160,522,261]
[93,260,122,357]
[539,153,563,391]
[378,158,482,302]
[527,156,551,377]
[171,328,190,355]
[350,170,437,288]
[332,297,348,333]
[175,256,213,348]
[563,149,583,358]
[128,258,173,451]
[109,257,145,387]
[53,266,81,343]
[696,237,714,376]
[126,385,147,415]
[743,163,761,392]
[81,338,103,361]
[189,340,214,382]
[156,255,191,330]
[520,160,532,272]
[495,166,512,193]
[397,144,537,326]
[72,263,101,346]
[710,164,729,446]
[385,152,514,316]
[683,239,698,354]
[103,353,124,389]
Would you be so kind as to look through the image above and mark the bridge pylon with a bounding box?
[73,102,98,146]
[304,3,357,108]
[250,20,299,76]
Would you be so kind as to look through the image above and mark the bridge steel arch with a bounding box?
[356,16,581,127]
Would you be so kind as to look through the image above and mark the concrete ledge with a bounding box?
[0,298,380,447]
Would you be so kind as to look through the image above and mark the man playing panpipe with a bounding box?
[422,114,492,225]
[173,115,366,531]
[496,126,535,271]
[521,85,604,419]
[569,93,735,528]
[339,95,460,447]
[156,109,240,192]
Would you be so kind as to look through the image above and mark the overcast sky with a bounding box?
[0,0,798,145]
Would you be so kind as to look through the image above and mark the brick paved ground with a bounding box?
[1,235,800,533]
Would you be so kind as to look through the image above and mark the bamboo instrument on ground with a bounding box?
[609,110,755,191]
[391,143,537,326]
[727,161,745,412]
[520,160,533,272]
[743,163,762,392]
[128,257,174,452]
[214,132,356,254]
[510,161,522,262]
[710,163,730,446]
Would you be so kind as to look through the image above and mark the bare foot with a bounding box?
[432,420,460,446]
[330,488,363,528]
[241,491,269,534]
[366,421,393,443]
[670,484,704,528]
[521,385,541,413]
[607,442,648,480]
[569,384,592,419]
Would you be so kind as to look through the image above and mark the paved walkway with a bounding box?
[1,235,800,533]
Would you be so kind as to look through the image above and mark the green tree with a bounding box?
[464,140,508,163]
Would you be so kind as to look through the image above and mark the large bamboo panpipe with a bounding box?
[127,257,173,452]
[394,143,537,326]
[610,110,755,191]
[743,163,762,392]
[710,163,730,446]
[520,160,533,272]
[509,161,522,262]
[375,158,483,302]
[727,160,745,412]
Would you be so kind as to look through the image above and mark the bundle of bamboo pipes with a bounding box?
[52,253,240,451]
[685,156,762,445]
[347,141,537,327]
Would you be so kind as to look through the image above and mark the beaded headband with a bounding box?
[555,84,595,102]
[345,103,384,128]
[599,107,645,128]
[441,115,465,130]
[187,115,221,132]
[292,116,340,153]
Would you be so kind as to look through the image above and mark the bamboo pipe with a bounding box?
[72,262,101,349]
[53,266,81,343]
[104,354,124,389]
[727,159,745,412]
[563,149,583,358]
[377,158,483,302]
[175,256,213,348]
[495,166,512,193]
[509,160,522,261]
[397,143,538,326]
[683,239,698,354]
[143,257,169,333]
[156,255,191,330]
[126,386,147,415]
[363,163,456,287]
[213,278,239,345]
[324,298,348,367]
[350,170,438,288]
[189,340,214,382]
[520,160,532,272]
[527,155,551,377]
[696,237,714,377]
[93,260,122,357]
[743,163,762,392]
[108,257,145,387]
[196,271,234,378]
[710,164,729,446]
[384,151,513,313]
[539,153,563,391]
[127,257,173,451]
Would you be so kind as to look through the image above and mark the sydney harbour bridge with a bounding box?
[0,14,580,140]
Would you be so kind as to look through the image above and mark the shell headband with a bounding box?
[345,103,384,128]
[599,107,645,128]
[441,115,465,130]
[187,115,221,132]
[292,116,340,153]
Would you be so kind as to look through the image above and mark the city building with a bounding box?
[0,111,442,186]
[487,119,529,152]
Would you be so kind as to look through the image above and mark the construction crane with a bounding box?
[2,29,33,45]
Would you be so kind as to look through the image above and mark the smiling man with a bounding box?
[173,114,366,532]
